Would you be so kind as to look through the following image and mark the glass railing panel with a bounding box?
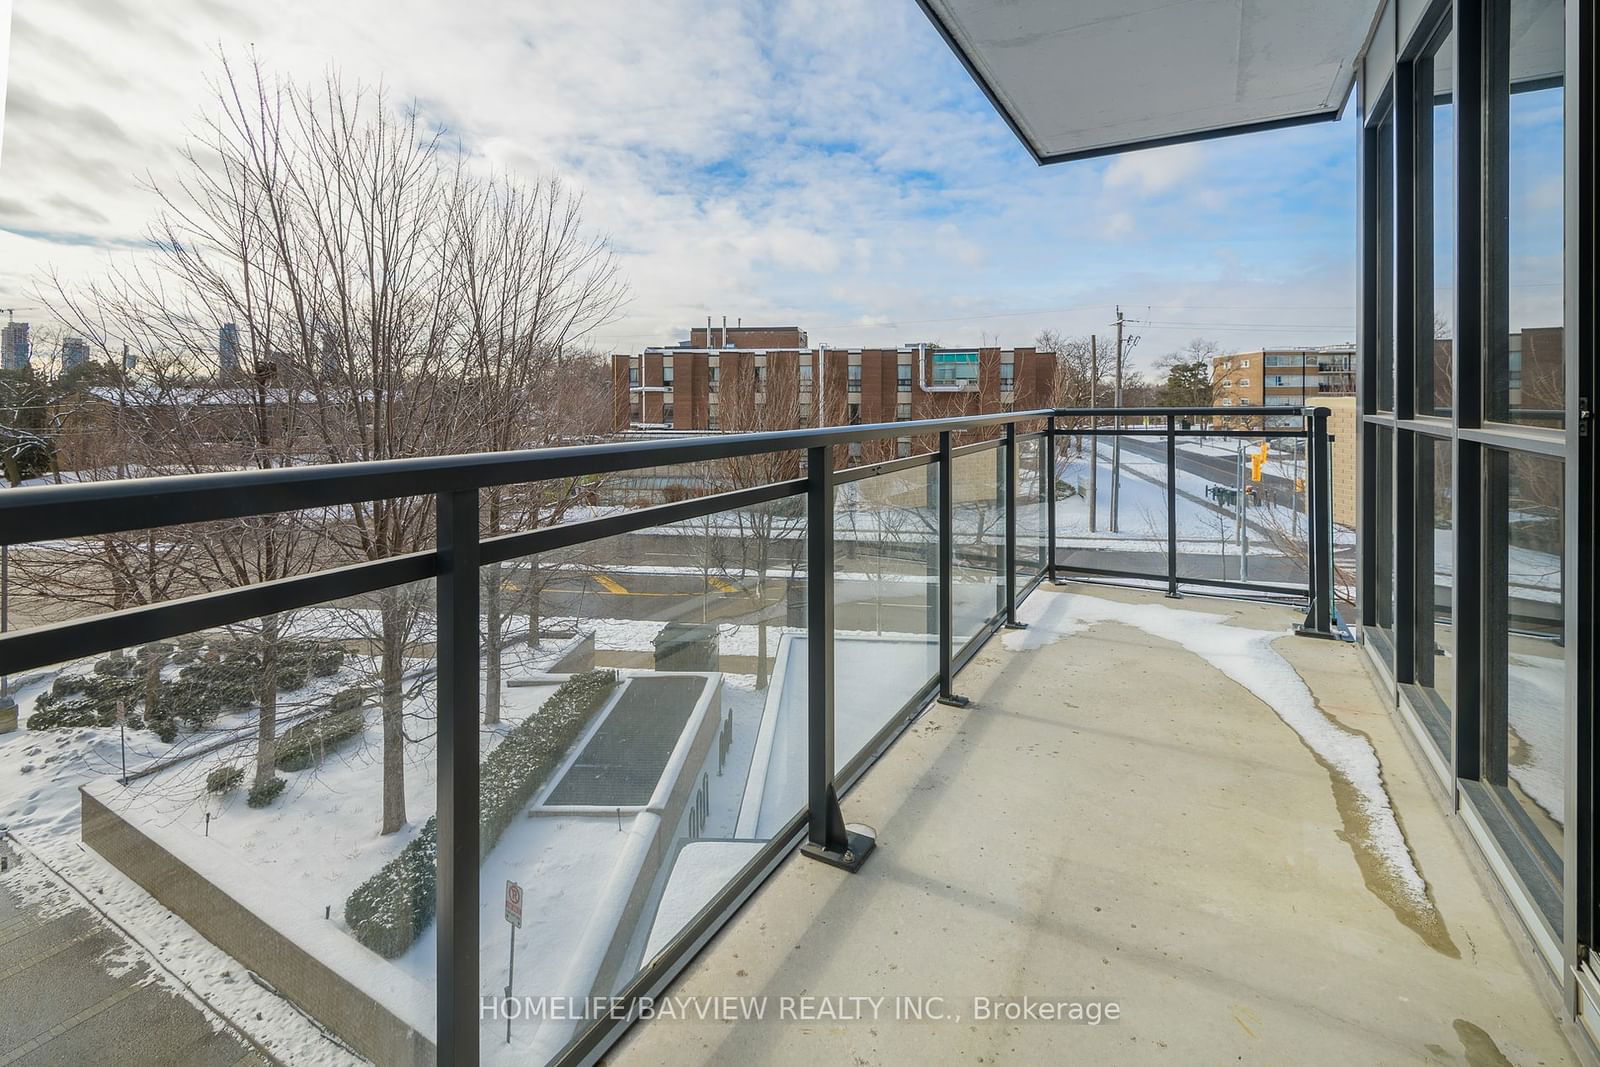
[1014,433,1046,584]
[1052,427,1171,582]
[1172,431,1310,592]
[484,493,806,1063]
[950,444,1005,650]
[1,579,438,1065]
[833,461,939,768]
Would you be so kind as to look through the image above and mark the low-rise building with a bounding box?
[610,323,1058,464]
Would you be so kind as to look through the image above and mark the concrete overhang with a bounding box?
[916,0,1382,164]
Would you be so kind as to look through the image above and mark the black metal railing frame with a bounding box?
[0,404,1334,1065]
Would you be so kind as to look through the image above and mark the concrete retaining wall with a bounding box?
[80,790,434,1067]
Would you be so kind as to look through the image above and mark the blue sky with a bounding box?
[0,0,1361,368]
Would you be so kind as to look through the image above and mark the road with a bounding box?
[0,841,266,1067]
[1116,435,1301,500]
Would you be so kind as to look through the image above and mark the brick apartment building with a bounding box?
[1211,345,1356,422]
[611,324,1058,463]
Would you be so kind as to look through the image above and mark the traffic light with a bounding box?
[1249,442,1268,483]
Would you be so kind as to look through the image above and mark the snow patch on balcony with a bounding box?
[1006,593,1430,910]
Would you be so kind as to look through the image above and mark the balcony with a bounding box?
[612,582,1575,1065]
[0,407,1573,1065]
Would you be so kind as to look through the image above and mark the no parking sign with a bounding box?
[505,880,523,928]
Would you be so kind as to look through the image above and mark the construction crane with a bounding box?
[1,307,40,323]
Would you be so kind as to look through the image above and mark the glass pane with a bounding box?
[1053,426,1171,582]
[1419,27,1456,417]
[834,462,939,766]
[1376,110,1398,412]
[1371,427,1397,662]
[2,581,438,1065]
[951,445,1005,649]
[1413,437,1453,750]
[1015,433,1046,583]
[1173,430,1308,591]
[1485,449,1565,887]
[1488,0,1565,426]
[487,496,807,1061]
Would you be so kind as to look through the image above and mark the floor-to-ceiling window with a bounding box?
[1362,0,1578,949]
[1475,0,1567,935]
[1365,104,1400,668]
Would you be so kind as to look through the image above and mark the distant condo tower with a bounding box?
[219,321,240,377]
[61,336,90,371]
[0,321,28,371]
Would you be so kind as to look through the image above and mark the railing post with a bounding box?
[936,430,970,707]
[800,445,875,871]
[1045,416,1057,584]
[1164,415,1181,598]
[436,488,480,1063]
[1297,408,1338,638]
[1003,422,1027,629]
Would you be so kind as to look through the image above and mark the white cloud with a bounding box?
[0,0,1358,360]
[1102,142,1206,196]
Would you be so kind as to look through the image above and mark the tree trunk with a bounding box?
[379,589,407,835]
[484,561,502,724]
[254,613,280,788]
[525,556,542,647]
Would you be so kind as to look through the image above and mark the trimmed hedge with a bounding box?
[28,637,350,736]
[247,776,287,808]
[277,707,365,771]
[343,670,619,958]
[344,820,438,959]
[478,669,619,855]
[207,764,245,794]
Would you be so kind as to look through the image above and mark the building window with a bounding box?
[627,366,639,387]
[896,438,912,458]
[754,365,766,389]
[662,404,674,426]
[799,362,813,384]
[848,403,861,425]
[931,351,978,383]
[896,403,911,420]
[1220,398,1233,407]
[661,363,674,388]
[707,414,719,430]
[1486,0,1563,426]
[896,364,912,389]
[1484,449,1566,887]
[1237,378,1249,388]
[1416,22,1455,418]
[1376,107,1397,411]
[707,365,719,392]
[848,442,862,461]
[848,364,862,392]
[999,363,1015,390]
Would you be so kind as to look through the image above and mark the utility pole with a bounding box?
[1088,333,1098,533]
[1109,307,1124,533]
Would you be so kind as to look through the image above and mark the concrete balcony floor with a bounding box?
[614,585,1577,1066]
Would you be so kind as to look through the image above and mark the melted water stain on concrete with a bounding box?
[1454,1019,1515,1067]
[1296,692,1461,958]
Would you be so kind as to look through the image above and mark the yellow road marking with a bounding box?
[709,577,740,594]
[594,575,629,595]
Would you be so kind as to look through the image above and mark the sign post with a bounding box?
[505,880,523,1045]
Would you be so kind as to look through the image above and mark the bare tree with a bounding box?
[30,56,626,835]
